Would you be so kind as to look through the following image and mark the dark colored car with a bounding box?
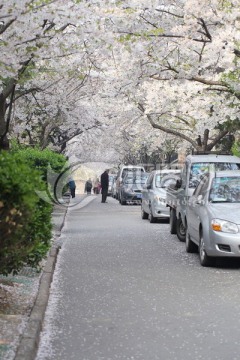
[119,172,149,205]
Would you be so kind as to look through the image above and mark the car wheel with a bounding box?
[120,197,126,205]
[141,206,148,219]
[176,216,186,242]
[199,232,214,267]
[185,225,198,253]
[170,208,177,234]
[149,209,157,223]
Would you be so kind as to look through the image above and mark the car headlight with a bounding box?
[154,195,166,203]
[211,219,239,234]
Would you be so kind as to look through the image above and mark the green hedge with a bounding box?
[11,147,67,182]
[0,148,68,275]
[232,141,240,157]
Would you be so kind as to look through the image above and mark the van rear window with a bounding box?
[122,168,144,177]
[189,162,240,188]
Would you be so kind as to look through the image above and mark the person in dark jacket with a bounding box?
[100,169,109,203]
[85,179,92,195]
[68,179,76,198]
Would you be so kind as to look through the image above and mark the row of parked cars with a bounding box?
[110,155,240,267]
[108,166,181,216]
[165,154,240,267]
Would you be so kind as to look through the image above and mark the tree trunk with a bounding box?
[0,94,9,150]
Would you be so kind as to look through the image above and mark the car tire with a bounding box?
[141,207,148,219]
[176,216,186,242]
[199,232,214,267]
[120,197,126,205]
[170,208,177,234]
[185,225,198,253]
[149,209,157,223]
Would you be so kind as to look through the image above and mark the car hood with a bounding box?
[154,188,167,198]
[209,203,240,224]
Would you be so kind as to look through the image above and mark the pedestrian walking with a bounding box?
[100,169,109,203]
[93,178,100,194]
[85,179,92,195]
[68,178,76,198]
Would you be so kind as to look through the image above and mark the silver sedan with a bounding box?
[185,170,240,266]
[141,169,181,223]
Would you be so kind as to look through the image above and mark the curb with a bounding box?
[14,200,69,360]
[14,246,60,360]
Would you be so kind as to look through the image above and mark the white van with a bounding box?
[115,165,145,200]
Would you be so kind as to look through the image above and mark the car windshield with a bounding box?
[109,175,115,182]
[189,162,240,188]
[209,176,240,203]
[155,174,178,188]
[124,176,147,185]
[122,168,144,178]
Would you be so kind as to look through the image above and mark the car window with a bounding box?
[122,168,144,178]
[193,175,209,197]
[209,176,240,203]
[189,162,240,189]
[155,174,179,188]
[124,176,147,184]
[161,177,178,188]
[146,173,154,187]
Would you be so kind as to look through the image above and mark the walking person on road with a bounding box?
[68,178,76,198]
[85,178,92,195]
[100,169,109,203]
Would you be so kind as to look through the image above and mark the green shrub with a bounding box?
[13,147,69,203]
[11,147,67,182]
[0,151,52,275]
[232,141,240,157]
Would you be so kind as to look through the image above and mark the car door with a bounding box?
[187,175,209,242]
[142,173,153,213]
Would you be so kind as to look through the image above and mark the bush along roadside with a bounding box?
[0,148,68,276]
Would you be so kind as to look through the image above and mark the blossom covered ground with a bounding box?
[0,268,41,360]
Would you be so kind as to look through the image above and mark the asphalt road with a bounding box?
[36,195,240,360]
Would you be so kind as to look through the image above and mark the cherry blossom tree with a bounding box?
[66,0,240,156]
[0,0,102,150]
[96,0,240,152]
[1,0,240,160]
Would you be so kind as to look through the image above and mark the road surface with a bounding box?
[36,194,240,360]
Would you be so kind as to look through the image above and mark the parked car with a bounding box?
[115,165,145,200]
[185,170,240,266]
[118,172,149,205]
[141,169,181,223]
[108,174,117,196]
[111,176,117,198]
[166,154,240,242]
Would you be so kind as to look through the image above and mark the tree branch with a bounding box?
[206,129,229,150]
[155,9,184,19]
[0,18,16,35]
[138,103,197,148]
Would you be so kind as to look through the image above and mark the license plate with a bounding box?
[136,194,142,198]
